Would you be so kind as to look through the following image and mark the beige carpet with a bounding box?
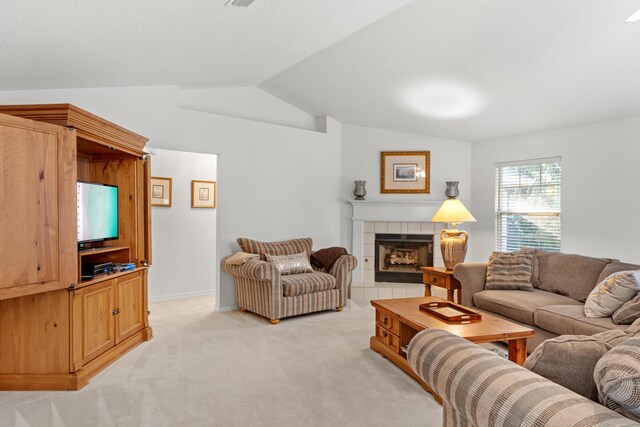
[0,295,442,427]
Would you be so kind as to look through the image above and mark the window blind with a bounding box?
[495,158,561,252]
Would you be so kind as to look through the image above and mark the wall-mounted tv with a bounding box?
[77,182,119,245]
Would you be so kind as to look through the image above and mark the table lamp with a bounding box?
[431,181,476,270]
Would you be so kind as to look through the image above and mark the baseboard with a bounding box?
[149,290,215,302]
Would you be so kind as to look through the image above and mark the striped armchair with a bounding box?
[222,238,357,324]
[407,329,638,427]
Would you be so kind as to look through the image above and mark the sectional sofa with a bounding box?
[453,250,640,350]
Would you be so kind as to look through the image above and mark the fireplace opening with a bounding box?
[375,233,433,283]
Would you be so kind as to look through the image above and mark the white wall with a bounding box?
[469,116,640,264]
[149,149,217,300]
[340,124,472,250]
[0,86,342,310]
[179,87,317,131]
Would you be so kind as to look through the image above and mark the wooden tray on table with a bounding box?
[419,301,482,324]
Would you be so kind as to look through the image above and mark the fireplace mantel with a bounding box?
[349,200,445,222]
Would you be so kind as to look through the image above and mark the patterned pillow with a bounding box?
[524,329,629,401]
[485,251,535,291]
[224,251,260,266]
[613,292,640,325]
[237,237,312,261]
[265,252,313,275]
[594,335,640,422]
[585,271,640,318]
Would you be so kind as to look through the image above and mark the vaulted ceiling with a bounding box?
[3,0,640,141]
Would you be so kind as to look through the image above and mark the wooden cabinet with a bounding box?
[0,104,153,391]
[0,113,77,301]
[72,270,147,370]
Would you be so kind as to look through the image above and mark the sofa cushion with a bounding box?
[613,292,640,325]
[237,237,313,261]
[265,252,313,275]
[281,272,336,297]
[585,271,640,318]
[598,261,640,283]
[534,305,628,336]
[524,329,630,402]
[485,251,535,291]
[534,251,612,302]
[473,289,581,326]
[594,335,640,422]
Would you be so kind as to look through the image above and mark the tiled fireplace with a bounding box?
[375,233,433,283]
[349,201,446,284]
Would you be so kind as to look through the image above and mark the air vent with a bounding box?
[225,0,257,7]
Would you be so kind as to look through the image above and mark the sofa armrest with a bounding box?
[407,330,635,427]
[222,258,279,281]
[453,262,487,307]
[328,255,357,303]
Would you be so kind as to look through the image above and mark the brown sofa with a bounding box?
[453,250,640,350]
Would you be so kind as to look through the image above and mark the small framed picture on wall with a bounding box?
[191,180,216,208]
[381,151,430,194]
[150,177,172,207]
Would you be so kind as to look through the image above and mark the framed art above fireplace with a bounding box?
[380,151,430,194]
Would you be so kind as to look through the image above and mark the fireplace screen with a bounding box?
[375,233,434,283]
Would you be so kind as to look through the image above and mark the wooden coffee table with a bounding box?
[370,296,534,401]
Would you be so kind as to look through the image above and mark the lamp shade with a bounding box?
[431,199,476,224]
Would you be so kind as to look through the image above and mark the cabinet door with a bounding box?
[138,157,152,265]
[0,113,77,300]
[115,272,144,344]
[73,281,115,366]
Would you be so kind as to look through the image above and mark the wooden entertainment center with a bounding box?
[0,104,153,390]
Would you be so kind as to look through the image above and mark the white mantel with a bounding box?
[349,200,453,283]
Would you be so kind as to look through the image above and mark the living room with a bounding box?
[1,1,640,426]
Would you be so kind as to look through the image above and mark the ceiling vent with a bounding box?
[225,0,257,7]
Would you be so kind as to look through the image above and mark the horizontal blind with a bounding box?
[496,158,561,252]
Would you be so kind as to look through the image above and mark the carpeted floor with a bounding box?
[0,295,442,427]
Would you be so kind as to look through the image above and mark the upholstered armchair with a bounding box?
[222,238,357,324]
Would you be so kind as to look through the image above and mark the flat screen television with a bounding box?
[77,182,119,245]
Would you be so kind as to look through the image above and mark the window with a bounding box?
[495,158,561,252]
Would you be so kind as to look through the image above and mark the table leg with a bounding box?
[508,338,527,365]
[446,289,454,302]
[457,289,463,304]
[424,284,431,297]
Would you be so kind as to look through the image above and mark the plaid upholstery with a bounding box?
[407,329,638,427]
[223,246,356,322]
[237,237,312,261]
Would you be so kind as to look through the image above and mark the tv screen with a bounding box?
[77,182,119,244]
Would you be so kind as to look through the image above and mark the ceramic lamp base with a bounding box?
[440,229,469,270]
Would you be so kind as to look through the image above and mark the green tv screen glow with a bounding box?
[77,182,119,244]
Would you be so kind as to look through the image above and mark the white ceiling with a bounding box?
[0,0,412,89]
[262,0,640,141]
[2,0,640,141]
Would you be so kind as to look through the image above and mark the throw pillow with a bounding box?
[594,335,640,422]
[584,271,640,318]
[613,292,640,325]
[237,237,313,261]
[524,329,629,401]
[265,252,313,275]
[225,251,260,266]
[485,251,535,291]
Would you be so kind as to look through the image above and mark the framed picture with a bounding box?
[191,180,216,208]
[150,177,172,207]
[381,151,430,193]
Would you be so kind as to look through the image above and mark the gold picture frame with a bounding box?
[381,151,430,194]
[150,176,172,207]
[191,180,216,208]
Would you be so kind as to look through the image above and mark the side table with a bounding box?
[420,266,462,304]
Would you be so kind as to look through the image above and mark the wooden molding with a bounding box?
[0,104,148,155]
